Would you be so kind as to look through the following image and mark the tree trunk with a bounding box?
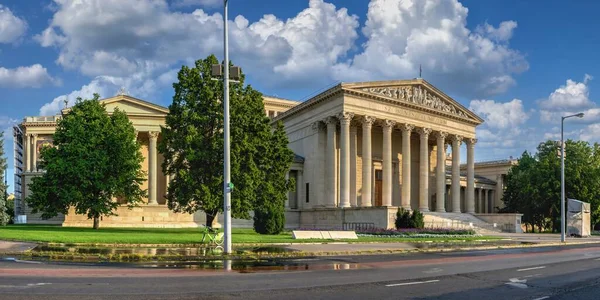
[206,212,216,228]
[93,216,100,229]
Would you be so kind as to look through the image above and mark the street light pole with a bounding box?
[223,0,232,255]
[560,112,584,243]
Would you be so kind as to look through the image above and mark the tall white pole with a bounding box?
[560,117,565,243]
[223,0,232,254]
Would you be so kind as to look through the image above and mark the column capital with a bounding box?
[311,121,324,132]
[417,127,432,137]
[400,123,414,133]
[324,116,338,126]
[149,131,159,140]
[466,138,477,146]
[382,119,396,129]
[337,112,354,124]
[30,133,38,138]
[451,134,463,144]
[436,131,448,140]
[361,115,376,127]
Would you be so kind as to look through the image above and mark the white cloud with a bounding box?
[580,124,600,143]
[0,5,27,43]
[539,74,594,111]
[172,0,221,8]
[476,21,517,42]
[36,0,359,93]
[0,64,60,88]
[332,0,528,97]
[469,99,528,129]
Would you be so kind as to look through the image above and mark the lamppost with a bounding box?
[211,0,240,255]
[560,112,584,243]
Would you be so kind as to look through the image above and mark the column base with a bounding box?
[418,207,430,212]
[147,202,159,206]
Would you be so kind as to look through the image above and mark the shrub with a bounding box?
[253,206,285,235]
[395,208,412,229]
[410,209,425,229]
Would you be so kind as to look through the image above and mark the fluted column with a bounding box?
[31,134,38,172]
[478,188,483,213]
[25,134,31,172]
[297,171,303,210]
[338,112,354,208]
[349,125,358,207]
[382,120,396,207]
[496,174,503,211]
[361,116,375,207]
[466,138,476,213]
[148,131,159,205]
[418,128,432,212]
[451,135,463,213]
[401,124,414,209]
[483,189,488,213]
[325,117,337,208]
[435,132,448,212]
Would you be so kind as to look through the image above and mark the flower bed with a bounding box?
[356,227,477,237]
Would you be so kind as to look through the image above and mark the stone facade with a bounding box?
[13,78,513,229]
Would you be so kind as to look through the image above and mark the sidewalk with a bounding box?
[0,241,37,253]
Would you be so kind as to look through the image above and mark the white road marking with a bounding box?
[423,268,443,274]
[523,273,543,278]
[386,280,440,287]
[532,296,550,300]
[517,266,546,272]
[594,258,600,261]
[505,278,528,289]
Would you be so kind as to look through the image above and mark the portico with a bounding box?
[276,79,484,229]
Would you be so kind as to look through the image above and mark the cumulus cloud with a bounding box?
[539,74,593,111]
[0,5,27,43]
[469,98,532,159]
[171,0,221,8]
[35,0,358,93]
[0,64,60,88]
[332,0,528,97]
[38,0,529,104]
[469,99,528,129]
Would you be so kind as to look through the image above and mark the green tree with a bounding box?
[503,140,600,232]
[253,121,294,234]
[158,55,294,228]
[27,95,146,229]
[0,132,9,226]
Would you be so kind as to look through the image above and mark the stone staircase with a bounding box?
[423,212,504,234]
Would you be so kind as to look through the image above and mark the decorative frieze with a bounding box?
[360,85,469,119]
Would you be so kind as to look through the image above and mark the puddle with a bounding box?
[411,240,535,249]
[31,245,295,257]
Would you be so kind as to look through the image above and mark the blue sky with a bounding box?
[1,0,599,193]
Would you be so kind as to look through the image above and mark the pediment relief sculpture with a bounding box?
[359,85,469,119]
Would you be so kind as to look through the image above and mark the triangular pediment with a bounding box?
[61,95,169,116]
[100,95,169,116]
[342,79,483,124]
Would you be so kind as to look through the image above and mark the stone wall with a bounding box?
[62,206,197,228]
[474,213,523,233]
[296,207,396,229]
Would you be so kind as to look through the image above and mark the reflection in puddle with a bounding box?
[31,245,295,257]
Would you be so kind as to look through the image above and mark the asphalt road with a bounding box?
[2,243,600,299]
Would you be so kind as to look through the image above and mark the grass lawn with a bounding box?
[0,225,499,245]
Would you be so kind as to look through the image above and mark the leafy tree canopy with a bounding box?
[0,132,8,226]
[27,95,146,229]
[503,140,600,232]
[159,54,294,229]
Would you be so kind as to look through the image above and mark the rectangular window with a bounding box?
[305,183,310,203]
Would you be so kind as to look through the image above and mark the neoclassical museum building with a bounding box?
[13,79,521,230]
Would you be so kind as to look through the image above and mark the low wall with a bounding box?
[62,205,197,228]
[474,213,523,233]
[296,207,397,229]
